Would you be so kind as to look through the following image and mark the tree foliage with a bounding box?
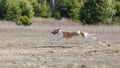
[55,0,83,20]
[115,0,120,16]
[0,0,33,25]
[39,0,52,18]
[0,0,119,25]
[29,0,42,16]
[19,0,34,18]
[4,0,21,20]
[20,15,32,25]
[80,0,116,24]
[53,11,62,19]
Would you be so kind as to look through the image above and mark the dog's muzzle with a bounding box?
[51,31,56,35]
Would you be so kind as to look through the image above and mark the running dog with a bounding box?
[51,28,97,42]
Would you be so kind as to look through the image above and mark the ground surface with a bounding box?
[0,18,120,68]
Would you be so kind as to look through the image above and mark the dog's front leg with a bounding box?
[51,33,63,42]
[51,36,62,42]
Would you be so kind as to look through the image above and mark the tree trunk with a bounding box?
[38,0,56,9]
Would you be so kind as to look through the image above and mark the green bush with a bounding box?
[0,0,7,19]
[53,11,62,19]
[55,0,71,18]
[5,0,21,20]
[0,0,34,19]
[39,0,52,18]
[115,0,120,16]
[19,0,34,18]
[20,16,32,26]
[0,0,34,25]
[80,0,116,24]
[68,0,83,20]
[55,0,82,20]
[113,0,120,24]
[0,0,21,20]
[29,0,52,18]
[28,0,42,16]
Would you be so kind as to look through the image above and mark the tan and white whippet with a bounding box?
[51,28,97,42]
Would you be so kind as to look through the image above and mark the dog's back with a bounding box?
[63,31,79,38]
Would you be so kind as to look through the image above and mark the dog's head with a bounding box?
[51,28,61,35]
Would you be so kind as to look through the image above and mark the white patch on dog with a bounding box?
[58,29,62,34]
[77,30,81,35]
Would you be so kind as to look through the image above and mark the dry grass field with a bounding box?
[0,18,120,68]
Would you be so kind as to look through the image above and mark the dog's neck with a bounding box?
[58,29,62,34]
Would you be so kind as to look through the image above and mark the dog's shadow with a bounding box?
[33,45,75,49]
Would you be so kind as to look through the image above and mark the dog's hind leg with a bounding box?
[84,33,97,40]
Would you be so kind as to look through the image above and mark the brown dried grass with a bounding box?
[0,17,119,68]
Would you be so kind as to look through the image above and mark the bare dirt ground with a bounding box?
[0,18,120,68]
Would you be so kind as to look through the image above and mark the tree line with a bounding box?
[0,0,119,25]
